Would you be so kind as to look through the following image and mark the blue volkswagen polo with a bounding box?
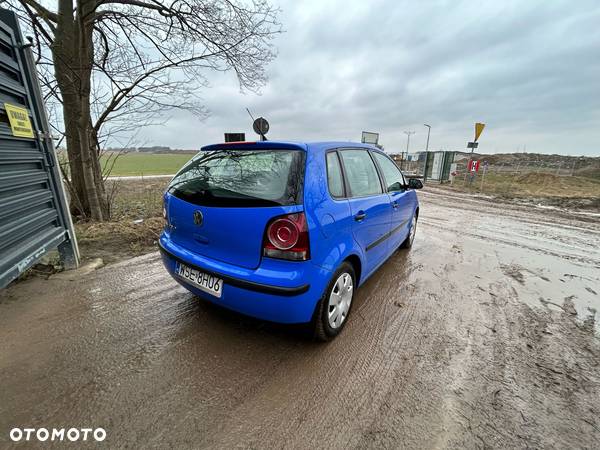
[159,141,422,340]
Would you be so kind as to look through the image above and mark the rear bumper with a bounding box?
[158,235,332,324]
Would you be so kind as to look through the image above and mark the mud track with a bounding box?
[1,189,599,449]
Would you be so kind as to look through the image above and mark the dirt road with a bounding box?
[1,189,599,449]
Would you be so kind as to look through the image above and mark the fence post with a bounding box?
[480,164,486,191]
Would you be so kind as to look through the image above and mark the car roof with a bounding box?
[201,141,381,153]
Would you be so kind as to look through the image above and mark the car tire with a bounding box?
[400,212,418,249]
[313,262,356,341]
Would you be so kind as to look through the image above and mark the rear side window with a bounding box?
[339,149,382,197]
[167,149,305,207]
[372,152,406,192]
[326,152,344,198]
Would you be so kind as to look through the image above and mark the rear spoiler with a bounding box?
[201,141,307,152]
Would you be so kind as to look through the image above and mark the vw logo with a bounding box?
[193,210,204,226]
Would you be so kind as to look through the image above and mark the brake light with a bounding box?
[263,213,310,261]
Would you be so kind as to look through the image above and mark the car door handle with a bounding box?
[354,211,367,222]
[392,201,399,209]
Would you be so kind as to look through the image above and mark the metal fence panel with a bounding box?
[0,9,78,288]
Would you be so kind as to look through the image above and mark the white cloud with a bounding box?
[133,0,600,156]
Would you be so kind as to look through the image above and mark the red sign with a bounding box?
[467,159,480,172]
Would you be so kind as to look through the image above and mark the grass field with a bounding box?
[444,172,600,209]
[101,152,194,176]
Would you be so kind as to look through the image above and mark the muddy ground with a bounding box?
[1,189,599,449]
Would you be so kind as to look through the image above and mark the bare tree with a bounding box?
[3,0,281,220]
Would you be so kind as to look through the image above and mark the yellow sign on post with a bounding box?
[4,103,34,138]
[474,122,485,142]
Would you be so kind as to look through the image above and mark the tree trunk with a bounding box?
[51,0,107,220]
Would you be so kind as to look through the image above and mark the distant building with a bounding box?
[389,151,457,181]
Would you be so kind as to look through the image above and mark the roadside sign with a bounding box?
[224,132,245,142]
[475,122,485,142]
[449,163,458,184]
[467,142,479,149]
[361,131,379,145]
[468,159,480,172]
[4,102,34,138]
[252,117,269,136]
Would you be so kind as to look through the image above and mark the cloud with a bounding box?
[132,0,600,156]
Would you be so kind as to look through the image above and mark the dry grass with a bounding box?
[445,172,600,209]
[107,178,167,220]
[75,179,168,263]
[75,218,164,264]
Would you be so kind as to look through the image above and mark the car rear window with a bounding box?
[167,149,305,207]
[326,152,345,198]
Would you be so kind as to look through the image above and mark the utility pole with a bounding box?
[403,130,415,171]
[423,124,431,183]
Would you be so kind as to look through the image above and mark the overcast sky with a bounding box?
[137,0,600,156]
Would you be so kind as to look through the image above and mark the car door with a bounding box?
[372,151,413,250]
[338,149,392,276]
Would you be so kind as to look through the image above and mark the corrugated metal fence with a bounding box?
[0,9,78,288]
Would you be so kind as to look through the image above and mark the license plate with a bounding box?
[175,262,223,298]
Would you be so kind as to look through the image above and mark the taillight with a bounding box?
[162,198,169,229]
[263,213,310,261]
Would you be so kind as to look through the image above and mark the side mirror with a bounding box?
[408,178,423,189]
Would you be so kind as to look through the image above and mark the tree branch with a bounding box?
[16,0,58,27]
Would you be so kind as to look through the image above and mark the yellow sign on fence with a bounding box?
[4,103,34,138]
[474,122,485,142]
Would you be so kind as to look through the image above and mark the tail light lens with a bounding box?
[162,198,170,230]
[263,213,310,261]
